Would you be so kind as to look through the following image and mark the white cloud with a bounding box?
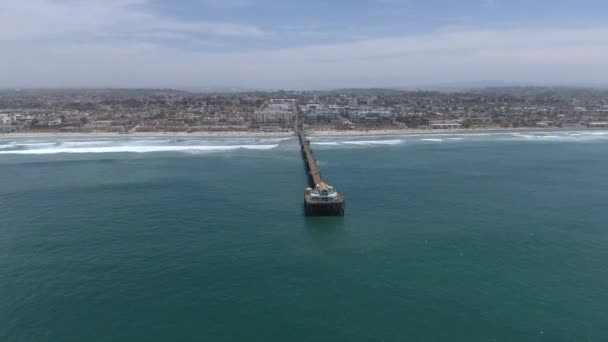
[0,1,606,89]
[0,0,264,41]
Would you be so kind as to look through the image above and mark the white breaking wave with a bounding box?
[517,135,563,139]
[17,142,57,147]
[516,134,578,141]
[0,143,17,149]
[59,141,115,147]
[503,131,608,142]
[259,137,293,143]
[342,139,404,145]
[120,139,172,145]
[312,142,340,146]
[420,138,444,142]
[0,144,278,155]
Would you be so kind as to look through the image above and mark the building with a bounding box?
[0,125,16,133]
[0,114,12,125]
[254,99,296,123]
[348,108,394,123]
[306,183,340,202]
[303,103,322,112]
[48,118,63,126]
[429,120,462,129]
[305,111,341,122]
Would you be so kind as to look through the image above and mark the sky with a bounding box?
[1,0,607,89]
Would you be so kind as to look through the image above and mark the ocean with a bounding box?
[1,131,608,341]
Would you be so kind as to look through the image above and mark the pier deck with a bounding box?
[297,130,345,216]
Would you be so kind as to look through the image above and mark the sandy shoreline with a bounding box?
[0,127,600,140]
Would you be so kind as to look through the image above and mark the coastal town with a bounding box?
[1,87,608,134]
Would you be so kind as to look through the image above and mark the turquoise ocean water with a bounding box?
[1,131,607,341]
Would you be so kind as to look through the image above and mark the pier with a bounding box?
[297,125,345,216]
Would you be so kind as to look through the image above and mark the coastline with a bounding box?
[0,131,295,139]
[0,127,602,140]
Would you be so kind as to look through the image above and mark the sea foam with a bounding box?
[312,142,341,146]
[0,144,279,155]
[341,139,404,145]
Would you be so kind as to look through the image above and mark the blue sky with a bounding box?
[1,0,607,89]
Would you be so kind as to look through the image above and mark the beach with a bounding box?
[0,127,594,140]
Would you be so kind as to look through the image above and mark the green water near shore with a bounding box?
[1,136,607,341]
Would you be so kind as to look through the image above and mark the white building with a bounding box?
[429,120,462,129]
[0,114,13,125]
[348,108,394,123]
[306,183,340,202]
[254,99,296,123]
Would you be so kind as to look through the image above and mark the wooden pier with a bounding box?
[297,129,345,216]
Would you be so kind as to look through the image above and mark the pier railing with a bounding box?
[296,125,344,216]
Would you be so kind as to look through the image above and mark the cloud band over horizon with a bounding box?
[1,0,607,89]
